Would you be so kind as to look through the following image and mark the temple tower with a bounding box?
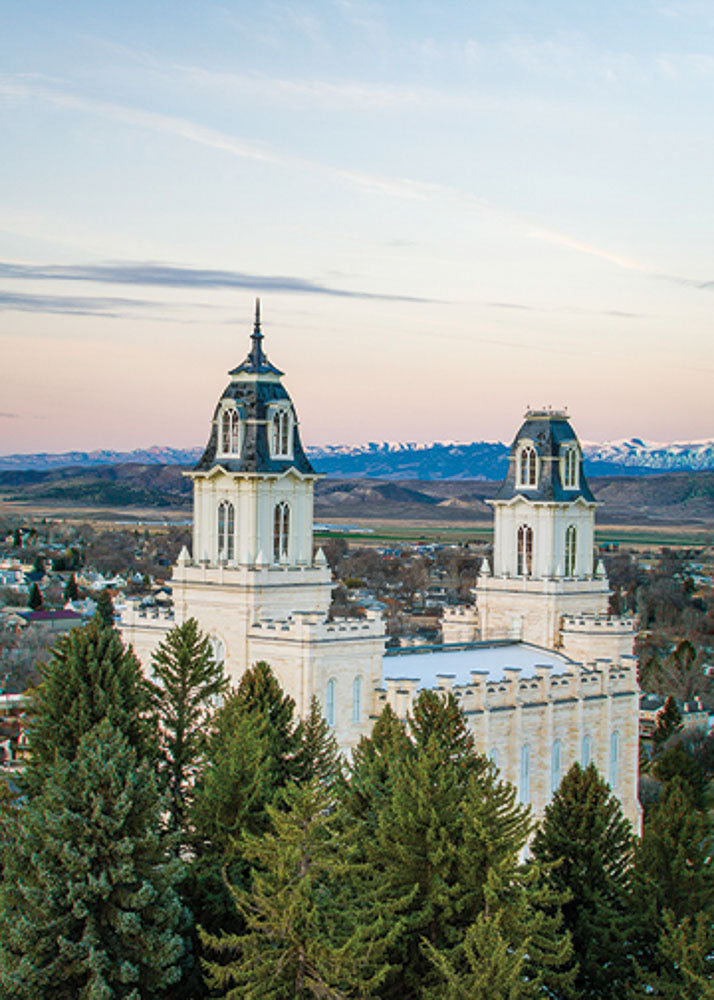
[476,408,611,648]
[169,301,333,680]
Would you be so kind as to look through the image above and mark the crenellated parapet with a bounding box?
[248,609,384,644]
[560,612,637,664]
[441,604,479,644]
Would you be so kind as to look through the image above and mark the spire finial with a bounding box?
[229,299,284,378]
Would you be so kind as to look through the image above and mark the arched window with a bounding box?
[273,502,290,562]
[326,678,336,727]
[272,409,291,458]
[217,500,235,561]
[517,525,534,577]
[352,676,362,723]
[551,739,562,795]
[220,408,240,454]
[565,525,577,577]
[518,445,538,488]
[519,744,530,804]
[610,731,620,787]
[562,446,578,489]
[582,733,592,768]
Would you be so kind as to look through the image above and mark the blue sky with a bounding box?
[1,1,713,452]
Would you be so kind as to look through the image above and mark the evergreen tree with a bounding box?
[189,711,277,935]
[0,720,188,999]
[203,779,395,1000]
[532,762,634,1000]
[27,582,42,610]
[31,554,45,575]
[410,688,476,769]
[651,696,682,751]
[221,661,298,785]
[63,573,79,603]
[630,777,714,990]
[24,618,156,790]
[630,911,714,999]
[341,703,411,833]
[651,742,706,808]
[150,618,228,835]
[293,695,343,787]
[95,587,115,627]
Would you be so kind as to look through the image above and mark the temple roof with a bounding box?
[193,302,315,476]
[494,408,596,503]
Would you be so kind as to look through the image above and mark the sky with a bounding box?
[1,0,714,454]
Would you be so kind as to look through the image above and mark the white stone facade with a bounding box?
[119,323,640,829]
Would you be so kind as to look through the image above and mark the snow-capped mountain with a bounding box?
[0,439,713,479]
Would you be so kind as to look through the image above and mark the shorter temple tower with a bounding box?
[476,408,615,649]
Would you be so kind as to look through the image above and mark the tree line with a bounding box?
[0,614,712,998]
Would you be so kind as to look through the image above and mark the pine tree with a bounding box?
[410,688,476,769]
[27,582,42,610]
[227,661,298,785]
[150,618,228,835]
[95,587,115,627]
[368,734,470,998]
[63,573,79,603]
[189,711,278,934]
[531,762,634,1000]
[203,779,395,1000]
[630,776,714,989]
[0,720,188,999]
[293,695,343,787]
[341,703,412,833]
[651,742,706,808]
[652,696,682,751]
[24,618,156,790]
[629,911,714,999]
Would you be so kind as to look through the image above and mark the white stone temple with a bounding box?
[121,304,640,827]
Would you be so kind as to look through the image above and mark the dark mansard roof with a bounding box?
[494,409,596,503]
[193,301,316,476]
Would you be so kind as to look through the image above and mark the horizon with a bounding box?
[2,3,714,451]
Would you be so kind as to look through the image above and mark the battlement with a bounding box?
[249,609,384,643]
[172,560,331,587]
[443,605,479,621]
[120,604,175,627]
[380,656,638,719]
[561,613,636,633]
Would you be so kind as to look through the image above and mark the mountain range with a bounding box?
[1,439,714,479]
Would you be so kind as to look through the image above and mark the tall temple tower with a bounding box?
[122,303,385,746]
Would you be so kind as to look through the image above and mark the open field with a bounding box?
[2,467,714,550]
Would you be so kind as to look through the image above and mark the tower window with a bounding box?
[517,524,534,576]
[565,525,577,577]
[273,502,290,562]
[582,733,592,768]
[217,500,235,562]
[518,445,538,488]
[220,408,240,455]
[326,678,336,727]
[272,409,292,458]
[562,446,578,489]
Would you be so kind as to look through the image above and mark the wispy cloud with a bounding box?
[0,413,19,420]
[0,261,432,303]
[1,75,711,291]
[174,65,472,111]
[0,290,163,318]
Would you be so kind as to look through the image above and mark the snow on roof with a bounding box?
[382,642,573,690]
